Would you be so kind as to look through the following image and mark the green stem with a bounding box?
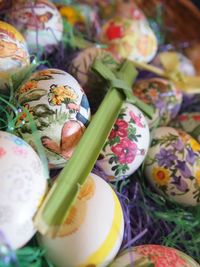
[34,60,137,235]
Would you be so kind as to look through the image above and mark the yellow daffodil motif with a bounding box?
[188,138,200,152]
[195,170,200,187]
[152,166,170,186]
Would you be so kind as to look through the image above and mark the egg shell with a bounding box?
[0,21,30,92]
[144,126,200,206]
[37,173,124,267]
[0,131,47,249]
[109,245,200,267]
[170,112,200,142]
[99,17,157,62]
[8,0,63,52]
[96,102,150,181]
[133,78,183,126]
[15,68,91,169]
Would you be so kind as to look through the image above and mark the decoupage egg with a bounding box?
[8,0,63,52]
[109,245,200,267]
[37,172,124,267]
[170,112,200,142]
[0,131,47,249]
[0,21,30,92]
[68,46,119,113]
[144,127,200,206]
[57,3,99,38]
[14,68,91,169]
[132,78,183,126]
[96,102,150,181]
[99,16,157,62]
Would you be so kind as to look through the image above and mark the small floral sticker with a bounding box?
[0,147,6,158]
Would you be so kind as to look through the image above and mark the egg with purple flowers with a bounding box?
[144,126,200,206]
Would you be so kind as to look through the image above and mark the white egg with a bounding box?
[38,173,124,267]
[96,103,150,181]
[15,68,91,169]
[8,0,63,52]
[0,131,47,249]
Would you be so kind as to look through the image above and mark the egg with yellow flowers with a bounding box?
[0,21,30,92]
[37,173,124,267]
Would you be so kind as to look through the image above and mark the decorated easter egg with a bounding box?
[109,245,200,267]
[15,68,91,169]
[8,0,63,52]
[96,103,150,181]
[0,21,30,91]
[170,112,200,142]
[99,17,157,62]
[57,3,99,38]
[0,131,47,249]
[133,78,183,126]
[144,127,200,206]
[38,172,124,267]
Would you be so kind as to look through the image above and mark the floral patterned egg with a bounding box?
[109,245,200,267]
[8,0,63,52]
[132,78,183,126]
[99,16,157,62]
[57,3,99,38]
[170,112,200,143]
[38,173,124,267]
[0,131,47,249]
[144,127,200,206]
[0,21,30,92]
[96,102,150,181]
[15,68,91,169]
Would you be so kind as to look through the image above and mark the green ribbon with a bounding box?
[92,59,154,119]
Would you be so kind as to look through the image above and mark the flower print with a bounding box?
[176,160,192,178]
[48,84,77,105]
[195,170,200,186]
[155,148,177,168]
[188,138,200,152]
[105,21,125,41]
[16,104,33,126]
[129,111,144,128]
[152,166,170,186]
[0,147,6,157]
[111,138,137,164]
[155,99,166,111]
[192,115,200,121]
[19,80,38,94]
[171,175,189,192]
[172,139,184,151]
[179,114,189,121]
[109,119,128,139]
[148,88,159,100]
[186,147,196,165]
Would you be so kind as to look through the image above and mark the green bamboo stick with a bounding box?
[34,60,138,236]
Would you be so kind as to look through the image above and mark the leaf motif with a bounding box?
[19,89,47,105]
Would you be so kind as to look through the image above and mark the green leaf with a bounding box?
[34,59,138,235]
